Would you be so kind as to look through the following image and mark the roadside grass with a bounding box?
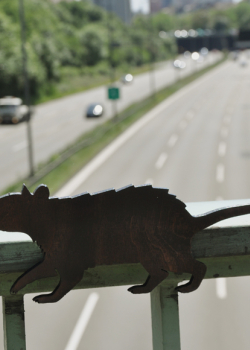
[35,62,160,105]
[2,56,226,196]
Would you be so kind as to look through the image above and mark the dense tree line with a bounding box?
[152,1,250,33]
[0,0,176,101]
[1,0,250,101]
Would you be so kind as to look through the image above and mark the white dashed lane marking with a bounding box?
[145,178,154,185]
[216,278,227,299]
[179,120,188,129]
[223,116,231,124]
[216,164,225,183]
[220,127,228,138]
[168,134,178,147]
[218,142,227,157]
[155,153,168,170]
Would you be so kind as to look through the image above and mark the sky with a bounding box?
[130,0,150,13]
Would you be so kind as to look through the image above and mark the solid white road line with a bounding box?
[12,140,28,152]
[216,278,227,299]
[220,127,228,138]
[168,134,178,147]
[145,178,154,185]
[155,153,168,170]
[216,164,225,183]
[218,142,227,157]
[64,293,99,350]
[56,62,227,197]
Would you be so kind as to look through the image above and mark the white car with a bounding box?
[173,60,186,69]
[120,74,133,84]
[0,96,29,124]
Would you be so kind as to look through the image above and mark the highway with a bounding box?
[0,55,247,350]
[1,53,249,350]
[0,51,221,193]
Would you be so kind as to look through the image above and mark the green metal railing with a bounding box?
[1,198,250,349]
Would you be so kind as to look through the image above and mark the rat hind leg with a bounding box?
[176,259,206,293]
[128,240,172,294]
[11,258,57,294]
[128,265,169,294]
[33,271,84,303]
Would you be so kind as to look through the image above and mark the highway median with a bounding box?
[1,54,227,197]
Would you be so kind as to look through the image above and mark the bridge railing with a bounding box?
[1,198,250,350]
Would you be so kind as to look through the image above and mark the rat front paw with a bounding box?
[128,285,148,294]
[33,295,45,303]
[175,283,193,293]
[10,284,20,295]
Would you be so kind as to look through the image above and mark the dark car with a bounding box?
[86,103,104,118]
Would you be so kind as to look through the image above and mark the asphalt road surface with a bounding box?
[53,56,250,350]
[1,54,249,350]
[0,52,221,193]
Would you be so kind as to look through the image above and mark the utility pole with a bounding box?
[107,0,116,83]
[148,15,156,99]
[105,0,118,119]
[19,0,35,177]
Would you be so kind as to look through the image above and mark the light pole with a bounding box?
[105,0,119,119]
[18,0,35,177]
[148,15,156,99]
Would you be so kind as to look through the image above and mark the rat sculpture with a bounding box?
[0,184,250,304]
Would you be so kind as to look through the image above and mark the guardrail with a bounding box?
[1,198,250,349]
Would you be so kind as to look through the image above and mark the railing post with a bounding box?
[151,283,181,350]
[2,295,26,350]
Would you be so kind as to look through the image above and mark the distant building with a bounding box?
[162,0,172,7]
[91,0,133,23]
[150,0,163,12]
[172,0,234,12]
[150,0,173,12]
[50,0,132,23]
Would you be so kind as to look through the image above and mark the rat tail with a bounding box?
[193,204,250,232]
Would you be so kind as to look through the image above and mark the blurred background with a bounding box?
[0,0,250,349]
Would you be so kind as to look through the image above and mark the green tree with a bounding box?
[80,28,104,66]
[0,0,177,101]
[151,12,175,32]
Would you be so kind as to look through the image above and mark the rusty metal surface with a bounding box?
[0,184,250,304]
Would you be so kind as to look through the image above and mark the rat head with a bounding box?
[0,184,50,232]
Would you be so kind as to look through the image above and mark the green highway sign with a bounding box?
[108,86,120,100]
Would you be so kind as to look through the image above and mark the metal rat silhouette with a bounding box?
[0,183,250,304]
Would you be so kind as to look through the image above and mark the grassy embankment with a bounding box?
[36,63,159,105]
[2,55,227,196]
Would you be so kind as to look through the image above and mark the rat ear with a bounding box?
[33,185,50,199]
[21,184,31,197]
